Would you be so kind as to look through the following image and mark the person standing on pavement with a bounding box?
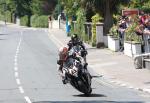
[118,16,127,52]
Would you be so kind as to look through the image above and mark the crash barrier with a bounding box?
[134,53,150,69]
[143,35,150,53]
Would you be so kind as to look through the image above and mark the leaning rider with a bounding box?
[57,46,77,84]
[67,34,86,51]
[67,34,88,64]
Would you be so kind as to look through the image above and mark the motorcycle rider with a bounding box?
[57,34,89,84]
[57,46,78,84]
[67,34,88,65]
[68,34,86,51]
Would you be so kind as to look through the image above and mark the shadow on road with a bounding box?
[0,33,8,35]
[92,75,103,78]
[33,101,144,103]
[0,39,5,40]
[73,93,106,97]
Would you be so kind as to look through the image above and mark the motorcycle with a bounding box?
[62,52,92,95]
[70,44,88,64]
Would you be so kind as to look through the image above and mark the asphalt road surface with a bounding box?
[0,25,150,103]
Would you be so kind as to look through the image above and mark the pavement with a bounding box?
[48,28,150,95]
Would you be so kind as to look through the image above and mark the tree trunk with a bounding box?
[103,0,113,35]
[27,15,31,27]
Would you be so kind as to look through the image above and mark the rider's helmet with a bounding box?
[58,46,68,61]
[71,34,79,43]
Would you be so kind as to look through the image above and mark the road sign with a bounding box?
[122,9,139,16]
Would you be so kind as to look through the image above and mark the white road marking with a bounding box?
[16,48,20,52]
[48,33,64,47]
[89,62,118,67]
[110,81,116,83]
[18,43,21,47]
[17,48,20,51]
[14,67,18,71]
[135,88,140,90]
[16,52,19,55]
[14,58,17,62]
[13,30,32,102]
[94,78,115,88]
[19,86,24,93]
[143,89,150,93]
[24,96,32,103]
[15,72,19,78]
[128,86,134,89]
[17,44,20,48]
[120,83,127,87]
[16,78,21,85]
[87,59,102,62]
[49,35,61,48]
[15,54,18,57]
[14,62,18,67]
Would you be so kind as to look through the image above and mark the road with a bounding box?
[0,25,150,103]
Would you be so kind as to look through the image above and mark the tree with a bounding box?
[31,0,57,15]
[129,0,150,13]
[61,0,80,18]
[89,0,130,35]
[61,0,130,34]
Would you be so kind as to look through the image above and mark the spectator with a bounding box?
[139,11,146,25]
[142,19,150,53]
[118,16,127,52]
[125,16,132,28]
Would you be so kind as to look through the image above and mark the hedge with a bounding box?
[0,14,4,21]
[6,11,12,22]
[20,15,29,26]
[0,11,12,22]
[31,15,48,28]
[30,15,38,27]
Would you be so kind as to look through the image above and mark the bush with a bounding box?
[0,14,4,21]
[31,15,48,28]
[91,13,100,47]
[125,15,142,43]
[76,8,86,41]
[6,11,12,22]
[109,24,118,38]
[31,15,38,27]
[20,15,29,26]
[0,11,12,22]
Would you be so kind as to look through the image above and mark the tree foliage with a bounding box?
[61,0,80,18]
[129,0,150,13]
[31,0,57,15]
[76,8,86,41]
[60,0,130,34]
[91,13,100,46]
[0,0,57,17]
